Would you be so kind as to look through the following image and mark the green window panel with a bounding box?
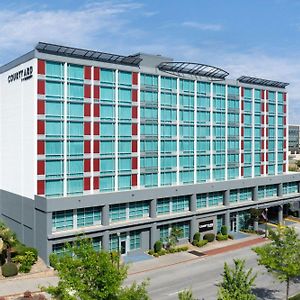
[244,88,252,99]
[100,158,115,174]
[45,121,63,138]
[46,61,64,79]
[161,171,176,186]
[130,231,141,250]
[68,64,83,82]
[228,154,239,164]
[46,81,64,99]
[277,164,283,174]
[68,102,83,119]
[172,196,190,213]
[244,114,252,126]
[254,166,261,177]
[161,124,176,137]
[197,126,210,138]
[213,154,225,166]
[161,76,177,90]
[141,107,158,120]
[109,204,126,223]
[269,103,275,114]
[77,207,101,228]
[109,235,118,252]
[277,92,283,103]
[283,182,298,195]
[46,180,63,197]
[161,92,177,107]
[268,91,275,101]
[258,185,278,200]
[100,105,115,120]
[159,225,169,241]
[101,87,115,102]
[140,74,158,87]
[68,122,83,137]
[100,123,115,137]
[179,171,194,183]
[157,198,170,215]
[197,110,210,123]
[68,83,83,100]
[179,155,194,168]
[140,140,158,152]
[268,152,275,163]
[244,127,252,138]
[213,126,225,137]
[129,201,149,219]
[67,178,83,195]
[99,141,115,156]
[179,95,194,107]
[118,88,132,103]
[141,156,158,168]
[140,124,158,136]
[278,128,284,139]
[244,101,252,113]
[180,140,194,153]
[228,113,239,124]
[269,140,276,151]
[278,152,283,161]
[244,140,252,151]
[239,188,252,202]
[268,164,275,175]
[228,168,239,179]
[52,243,69,257]
[213,140,225,152]
[197,82,210,95]
[197,140,210,152]
[46,160,63,178]
[278,116,283,126]
[213,112,225,124]
[244,153,252,164]
[208,192,223,207]
[100,176,115,192]
[118,141,130,155]
[212,168,225,181]
[196,194,207,208]
[92,237,102,252]
[179,79,194,93]
[140,173,158,188]
[213,84,225,97]
[228,99,239,110]
[118,105,131,120]
[254,115,261,125]
[228,85,239,96]
[269,128,275,138]
[197,169,210,182]
[118,175,131,190]
[254,102,261,113]
[254,127,261,137]
[180,125,194,137]
[118,123,132,138]
[52,210,73,232]
[118,158,131,172]
[68,159,83,176]
[254,89,261,100]
[197,96,210,108]
[161,156,176,169]
[68,141,84,156]
[100,69,115,85]
[173,222,190,239]
[180,110,194,123]
[254,153,261,164]
[119,71,132,87]
[227,140,239,150]
[217,216,223,232]
[46,101,63,118]
[254,140,261,151]
[161,108,176,122]
[244,166,252,178]
[278,104,284,115]
[161,140,176,153]
[140,91,158,103]
[46,141,63,157]
[213,97,226,110]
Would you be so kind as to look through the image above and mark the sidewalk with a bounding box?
[0,234,267,298]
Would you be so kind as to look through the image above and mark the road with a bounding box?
[126,222,300,300]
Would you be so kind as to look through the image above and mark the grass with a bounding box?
[289,292,300,300]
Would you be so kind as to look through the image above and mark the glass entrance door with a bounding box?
[230,215,237,232]
[120,240,126,255]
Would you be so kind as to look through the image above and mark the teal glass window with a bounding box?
[239,188,252,201]
[118,71,132,86]
[46,160,63,178]
[45,121,63,137]
[109,234,118,251]
[213,126,225,137]
[208,192,223,206]
[213,84,225,97]
[141,156,158,169]
[118,175,131,190]
[140,91,158,103]
[244,140,252,151]
[129,201,149,219]
[46,81,64,99]
[180,79,194,93]
[179,95,194,107]
[213,168,225,181]
[118,123,132,138]
[141,107,158,119]
[140,140,158,152]
[68,102,83,119]
[268,164,275,175]
[46,180,63,197]
[161,140,176,153]
[244,166,252,178]
[213,154,225,166]
[180,125,193,137]
[258,185,278,199]
[101,87,115,102]
[278,164,283,174]
[140,74,158,87]
[46,61,63,79]
[244,88,252,99]
[197,96,210,108]
[68,64,83,82]
[229,190,238,203]
[101,141,115,156]
[118,141,130,155]
[244,114,252,126]
[100,105,115,120]
[140,173,158,187]
[46,101,63,118]
[228,86,239,96]
[172,196,190,213]
[180,110,194,122]
[46,141,63,157]
[161,156,176,169]
[100,69,115,85]
[197,111,210,123]
[277,92,283,103]
[68,141,83,156]
[197,82,210,95]
[244,127,252,138]
[196,194,207,208]
[283,182,298,195]
[228,154,239,163]
[268,91,275,101]
[68,83,83,100]
[77,207,101,228]
[100,123,115,137]
[92,237,102,252]
[109,204,126,223]
[161,92,177,106]
[52,210,73,232]
[228,168,239,179]
[100,158,115,174]
[197,126,210,138]
[118,158,131,172]
[254,89,261,99]
[161,171,176,186]
[118,89,131,103]
[100,176,115,191]
[197,140,210,152]
[180,141,194,153]
[179,170,194,183]
[140,124,158,136]
[227,140,239,150]
[244,153,252,164]
[179,155,194,169]
[159,225,169,241]
[157,198,170,215]
[161,124,176,137]
[52,243,68,256]
[68,122,83,137]
[161,108,176,122]
[161,76,177,90]
[68,159,83,176]
[213,140,225,151]
[67,178,83,195]
[244,101,252,113]
[118,105,131,120]
[173,222,190,239]
[130,231,141,250]
[197,169,210,182]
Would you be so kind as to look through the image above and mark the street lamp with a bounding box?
[117,232,120,271]
[264,208,269,238]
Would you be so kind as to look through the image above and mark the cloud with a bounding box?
[182,21,223,31]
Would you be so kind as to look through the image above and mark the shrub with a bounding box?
[153,253,159,258]
[1,262,18,277]
[216,234,228,241]
[193,232,200,243]
[169,248,176,253]
[14,244,38,262]
[154,240,163,253]
[158,249,166,256]
[148,250,154,256]
[195,240,208,247]
[0,253,6,266]
[203,233,215,242]
[221,225,228,236]
[13,251,36,273]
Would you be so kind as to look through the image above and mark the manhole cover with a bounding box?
[188,250,206,257]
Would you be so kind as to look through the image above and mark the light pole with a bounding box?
[117,232,120,271]
[265,208,268,238]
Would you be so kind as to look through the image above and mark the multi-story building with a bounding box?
[1,42,300,263]
[289,124,300,153]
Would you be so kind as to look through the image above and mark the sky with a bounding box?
[0,0,300,123]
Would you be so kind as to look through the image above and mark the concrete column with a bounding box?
[278,205,283,225]
[150,223,158,249]
[225,210,230,230]
[150,198,157,218]
[190,194,197,212]
[102,204,109,226]
[253,186,258,201]
[190,216,197,241]
[102,231,109,251]
[278,183,283,197]
[254,220,259,231]
[224,190,230,206]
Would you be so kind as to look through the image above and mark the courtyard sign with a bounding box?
[7,66,33,83]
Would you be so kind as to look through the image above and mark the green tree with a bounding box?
[218,259,257,300]
[43,238,149,300]
[178,288,195,300]
[166,227,183,248]
[253,226,300,300]
[0,222,17,262]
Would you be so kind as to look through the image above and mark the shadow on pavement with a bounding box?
[252,287,280,300]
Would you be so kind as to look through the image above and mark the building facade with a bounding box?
[0,42,300,263]
[289,124,300,153]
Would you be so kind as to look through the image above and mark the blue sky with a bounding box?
[1,0,300,123]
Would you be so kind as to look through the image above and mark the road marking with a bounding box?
[168,289,186,296]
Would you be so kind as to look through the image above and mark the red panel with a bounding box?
[266,153,269,161]
[94,67,100,81]
[241,127,244,136]
[84,103,91,116]
[37,120,45,135]
[284,116,287,125]
[284,140,287,149]
[241,100,244,111]
[94,140,100,153]
[37,180,45,195]
[284,93,287,102]
[266,140,268,149]
[284,152,287,160]
[283,164,286,172]
[93,177,99,190]
[265,103,269,112]
[241,153,244,163]
[261,153,264,161]
[241,87,244,98]
[265,165,268,174]
[84,178,90,191]
[132,72,138,85]
[266,128,269,137]
[260,165,264,174]
[261,140,264,150]
[84,159,91,172]
[266,90,269,99]
[132,157,138,169]
[132,89,138,102]
[84,66,91,80]
[261,128,264,137]
[132,140,137,152]
[84,140,91,153]
[93,159,100,172]
[284,104,287,113]
[284,128,287,137]
[261,115,264,124]
[261,90,264,99]
[94,85,100,100]
[84,122,91,135]
[132,123,138,136]
[241,140,244,150]
[132,106,138,118]
[265,115,268,124]
[94,104,100,117]
[94,122,100,135]
[84,84,91,98]
[37,100,45,115]
[261,103,264,112]
[241,167,244,177]
[37,140,44,155]
[37,160,45,175]
[241,114,244,124]
[38,60,45,75]
[132,174,137,186]
[37,80,45,95]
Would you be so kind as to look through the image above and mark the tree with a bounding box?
[43,238,149,300]
[178,288,195,300]
[0,222,17,262]
[166,227,183,248]
[253,226,300,300]
[218,259,257,300]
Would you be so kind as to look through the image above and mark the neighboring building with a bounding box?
[289,125,300,153]
[1,42,300,263]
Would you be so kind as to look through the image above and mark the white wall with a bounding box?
[0,58,37,199]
